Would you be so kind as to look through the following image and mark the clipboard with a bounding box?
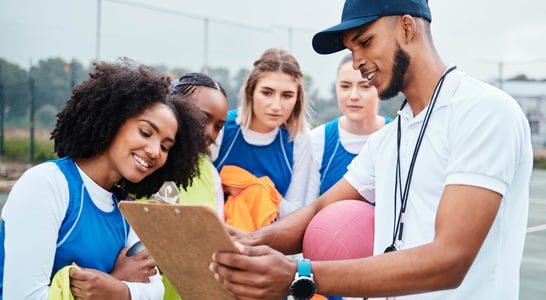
[119,201,237,300]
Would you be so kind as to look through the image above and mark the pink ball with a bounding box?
[302,200,374,260]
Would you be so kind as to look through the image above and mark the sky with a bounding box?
[1,0,546,97]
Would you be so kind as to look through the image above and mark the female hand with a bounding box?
[110,247,158,283]
[69,265,131,300]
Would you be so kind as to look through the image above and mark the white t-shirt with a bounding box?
[345,70,533,299]
[1,162,163,299]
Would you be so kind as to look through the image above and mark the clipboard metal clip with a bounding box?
[151,181,180,204]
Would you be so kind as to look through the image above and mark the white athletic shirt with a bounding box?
[1,162,163,299]
[345,70,533,299]
[210,160,225,220]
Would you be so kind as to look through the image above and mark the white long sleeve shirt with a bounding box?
[1,162,163,299]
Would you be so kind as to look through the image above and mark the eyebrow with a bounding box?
[339,79,368,85]
[350,27,368,44]
[260,86,296,94]
[141,119,176,143]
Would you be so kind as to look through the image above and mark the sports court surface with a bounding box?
[520,169,546,299]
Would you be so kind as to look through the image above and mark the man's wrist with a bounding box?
[247,229,262,246]
[289,258,317,299]
[286,259,299,296]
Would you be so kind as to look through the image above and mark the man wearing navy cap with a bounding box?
[210,1,532,299]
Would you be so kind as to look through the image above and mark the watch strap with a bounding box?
[297,258,312,277]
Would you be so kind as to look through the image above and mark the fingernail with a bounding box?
[234,241,244,253]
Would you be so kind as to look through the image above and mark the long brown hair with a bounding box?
[238,48,309,140]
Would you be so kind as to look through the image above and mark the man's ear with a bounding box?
[400,14,417,43]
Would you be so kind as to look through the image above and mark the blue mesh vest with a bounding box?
[214,110,294,196]
[319,118,356,195]
[0,157,128,297]
[319,117,391,195]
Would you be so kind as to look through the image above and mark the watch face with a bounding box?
[290,276,317,299]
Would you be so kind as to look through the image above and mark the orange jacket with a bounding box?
[220,165,282,232]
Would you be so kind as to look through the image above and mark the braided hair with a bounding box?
[169,72,226,99]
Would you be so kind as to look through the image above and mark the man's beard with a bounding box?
[379,44,410,100]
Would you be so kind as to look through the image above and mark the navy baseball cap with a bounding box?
[312,0,432,55]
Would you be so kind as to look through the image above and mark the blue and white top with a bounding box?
[213,110,312,217]
[0,157,164,299]
[307,116,391,202]
[51,157,128,275]
[318,118,359,195]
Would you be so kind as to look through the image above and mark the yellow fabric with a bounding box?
[135,156,216,209]
[178,156,216,209]
[162,156,217,300]
[48,265,79,300]
[220,165,282,232]
[162,276,182,300]
[134,156,219,299]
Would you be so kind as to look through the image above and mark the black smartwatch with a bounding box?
[289,258,317,300]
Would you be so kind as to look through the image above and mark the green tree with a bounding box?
[30,58,72,111]
[67,59,88,90]
[228,68,249,109]
[0,56,408,133]
[35,104,58,128]
[306,77,339,128]
[0,59,30,122]
[27,58,88,116]
[507,74,531,81]
[205,67,232,100]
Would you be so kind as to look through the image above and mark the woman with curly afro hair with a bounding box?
[0,59,206,299]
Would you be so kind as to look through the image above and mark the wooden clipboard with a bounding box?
[119,201,237,300]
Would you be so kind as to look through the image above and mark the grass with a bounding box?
[1,136,546,169]
[2,138,57,163]
[534,158,546,169]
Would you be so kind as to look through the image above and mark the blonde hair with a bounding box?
[238,48,309,140]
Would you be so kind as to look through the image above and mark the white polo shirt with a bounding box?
[345,69,533,300]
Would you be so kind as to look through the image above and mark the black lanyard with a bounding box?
[384,66,456,253]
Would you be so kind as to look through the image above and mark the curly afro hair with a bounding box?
[51,58,207,197]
